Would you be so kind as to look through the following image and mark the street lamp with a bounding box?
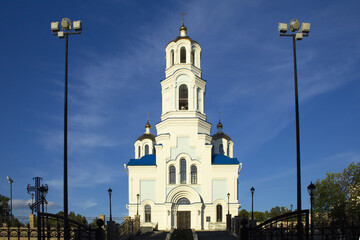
[7,176,14,217]
[278,19,310,240]
[250,187,255,222]
[227,193,230,215]
[31,193,34,214]
[108,188,113,222]
[307,182,316,240]
[136,194,140,215]
[51,18,82,240]
[290,204,293,212]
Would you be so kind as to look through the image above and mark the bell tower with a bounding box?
[160,17,205,122]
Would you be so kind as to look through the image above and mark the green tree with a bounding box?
[239,209,249,218]
[313,162,360,225]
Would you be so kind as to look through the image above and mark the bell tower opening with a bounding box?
[180,47,186,63]
[179,84,188,110]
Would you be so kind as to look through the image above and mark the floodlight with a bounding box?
[61,18,72,30]
[58,31,64,39]
[73,20,82,31]
[278,23,288,33]
[7,176,13,183]
[301,22,310,33]
[51,22,60,32]
[289,19,300,32]
[295,33,303,40]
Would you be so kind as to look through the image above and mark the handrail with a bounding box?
[257,209,309,229]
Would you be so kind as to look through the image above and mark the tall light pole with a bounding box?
[108,188,113,222]
[307,182,316,240]
[227,193,230,215]
[136,194,140,216]
[7,176,14,217]
[51,18,82,240]
[278,19,310,240]
[250,187,255,222]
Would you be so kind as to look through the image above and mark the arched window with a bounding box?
[180,158,186,184]
[138,146,141,158]
[170,50,174,66]
[216,204,222,222]
[192,50,195,65]
[219,144,224,154]
[177,198,190,205]
[227,143,230,156]
[197,88,201,111]
[191,165,197,184]
[145,205,151,222]
[169,165,176,184]
[179,84,188,110]
[180,47,186,63]
[145,145,149,155]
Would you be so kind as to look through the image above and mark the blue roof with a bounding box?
[127,155,156,166]
[212,154,239,165]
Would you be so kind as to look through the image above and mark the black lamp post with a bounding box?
[7,176,14,217]
[227,193,230,215]
[250,187,255,222]
[108,188,113,221]
[279,19,310,240]
[136,194,140,215]
[51,18,82,240]
[290,204,293,212]
[307,182,316,240]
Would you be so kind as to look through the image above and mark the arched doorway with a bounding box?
[176,198,190,229]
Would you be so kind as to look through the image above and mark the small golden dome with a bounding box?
[145,122,151,129]
[180,25,187,31]
[217,122,223,129]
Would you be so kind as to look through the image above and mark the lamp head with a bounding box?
[227,193,230,198]
[250,187,255,194]
[278,23,288,34]
[289,19,300,32]
[108,188,112,196]
[73,20,82,32]
[301,22,310,33]
[307,181,316,196]
[61,18,72,30]
[7,176,13,183]
[51,22,60,32]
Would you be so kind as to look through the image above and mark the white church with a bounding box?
[124,20,242,231]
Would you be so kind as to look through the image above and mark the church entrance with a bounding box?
[177,211,191,229]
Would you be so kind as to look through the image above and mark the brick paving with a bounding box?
[196,231,237,240]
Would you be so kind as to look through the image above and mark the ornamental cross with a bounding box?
[181,12,186,25]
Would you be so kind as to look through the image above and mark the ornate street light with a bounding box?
[250,187,255,222]
[307,182,316,240]
[136,194,140,215]
[51,18,82,240]
[108,188,113,221]
[6,176,14,217]
[278,19,310,240]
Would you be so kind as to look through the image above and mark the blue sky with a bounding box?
[1,0,359,219]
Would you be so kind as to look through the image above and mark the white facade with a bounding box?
[125,23,242,231]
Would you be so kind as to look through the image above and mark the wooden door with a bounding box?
[177,211,191,229]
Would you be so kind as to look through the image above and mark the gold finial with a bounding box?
[145,112,151,130]
[217,112,223,129]
[181,12,186,26]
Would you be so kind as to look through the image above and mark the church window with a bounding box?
[177,198,190,205]
[145,205,151,222]
[192,50,195,65]
[145,145,149,155]
[197,88,201,111]
[180,47,186,63]
[227,143,230,156]
[169,165,176,184]
[219,144,224,154]
[180,158,186,184]
[179,84,188,110]
[191,165,197,184]
[216,204,222,222]
[138,146,141,158]
[170,50,174,66]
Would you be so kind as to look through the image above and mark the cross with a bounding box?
[27,177,43,213]
[147,112,149,123]
[219,112,221,123]
[181,12,186,25]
